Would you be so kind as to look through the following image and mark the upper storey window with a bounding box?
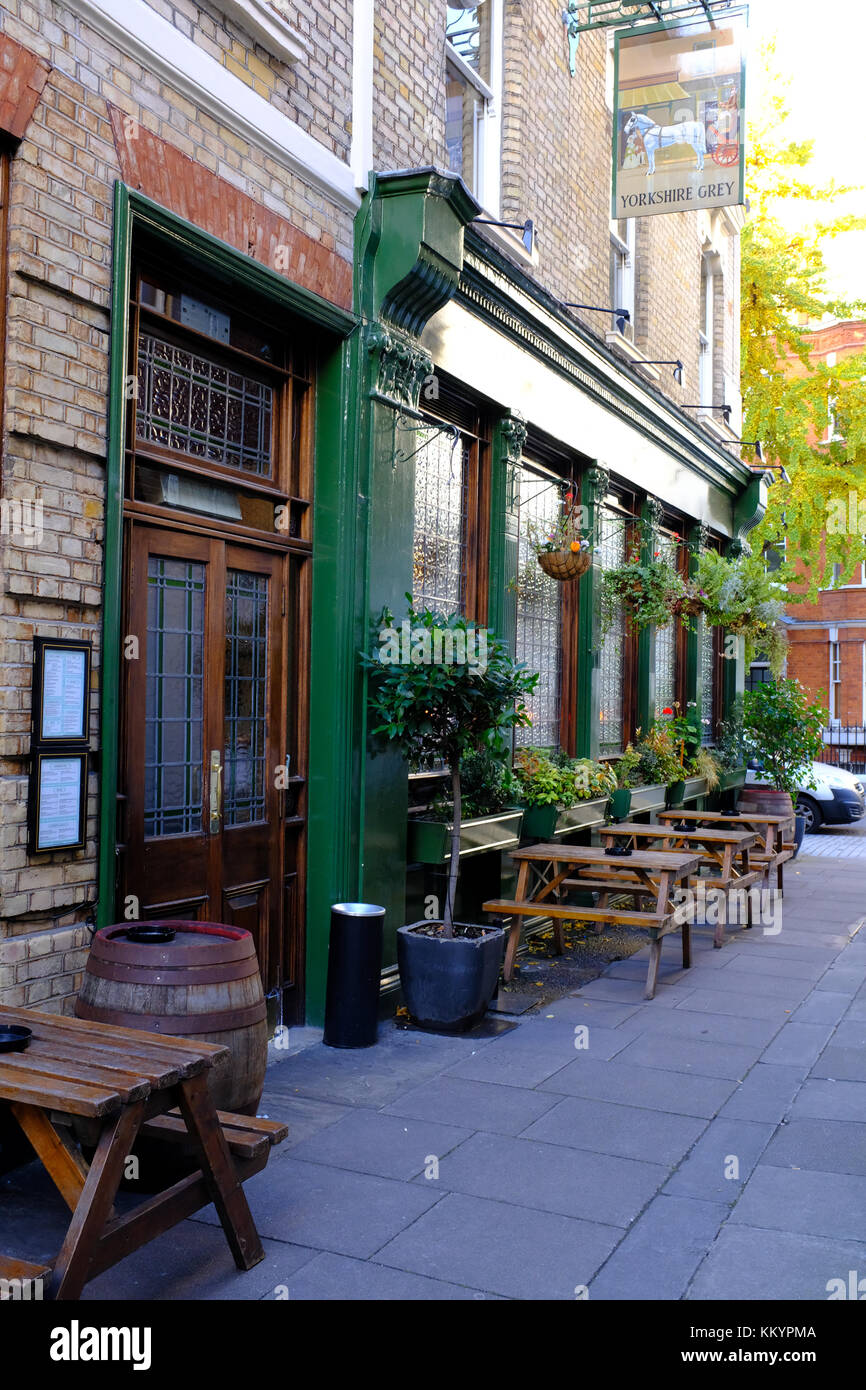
[445,3,501,209]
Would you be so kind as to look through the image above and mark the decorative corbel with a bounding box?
[500,413,528,511]
[366,322,433,414]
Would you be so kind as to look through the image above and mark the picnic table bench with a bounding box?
[483,842,701,999]
[600,822,761,947]
[657,809,795,894]
[0,1005,286,1300]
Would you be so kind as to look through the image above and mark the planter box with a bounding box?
[628,783,667,815]
[682,776,708,801]
[717,768,746,792]
[553,797,610,835]
[520,797,611,841]
[407,810,524,865]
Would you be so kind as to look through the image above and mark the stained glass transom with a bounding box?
[145,558,205,837]
[412,428,468,614]
[224,571,269,826]
[515,465,563,748]
[136,332,273,476]
[599,507,628,755]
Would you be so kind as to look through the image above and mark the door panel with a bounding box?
[121,526,295,1007]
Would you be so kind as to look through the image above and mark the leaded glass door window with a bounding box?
[123,527,287,996]
[598,507,629,755]
[701,619,717,744]
[653,532,678,717]
[412,427,470,614]
[515,463,564,748]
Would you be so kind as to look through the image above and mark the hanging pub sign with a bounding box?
[612,12,747,220]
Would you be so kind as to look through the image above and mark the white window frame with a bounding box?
[830,639,842,723]
[445,0,503,215]
[610,220,635,339]
[699,263,714,408]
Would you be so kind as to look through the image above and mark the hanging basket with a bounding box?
[671,594,706,619]
[537,548,592,582]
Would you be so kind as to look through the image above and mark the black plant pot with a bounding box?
[397,921,505,1033]
[792,814,806,860]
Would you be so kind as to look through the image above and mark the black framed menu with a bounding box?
[32,637,91,744]
[28,750,88,853]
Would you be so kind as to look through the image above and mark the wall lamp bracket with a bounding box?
[641,360,685,385]
[563,303,631,336]
[680,403,733,427]
[474,217,535,255]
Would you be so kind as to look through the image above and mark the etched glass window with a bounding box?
[136,332,273,476]
[224,571,269,826]
[654,532,678,716]
[145,558,205,836]
[515,465,563,748]
[701,619,717,744]
[598,507,628,755]
[412,428,468,615]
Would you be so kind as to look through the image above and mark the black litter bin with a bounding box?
[323,902,386,1048]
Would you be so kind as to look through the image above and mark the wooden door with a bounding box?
[121,524,291,1002]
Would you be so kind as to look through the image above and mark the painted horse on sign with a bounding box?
[624,112,706,175]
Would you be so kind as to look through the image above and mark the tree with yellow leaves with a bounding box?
[742,43,866,594]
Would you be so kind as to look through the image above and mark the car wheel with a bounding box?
[796,796,823,833]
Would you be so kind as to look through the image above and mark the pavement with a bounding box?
[3,843,865,1302]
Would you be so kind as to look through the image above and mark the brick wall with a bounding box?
[0,0,356,1013]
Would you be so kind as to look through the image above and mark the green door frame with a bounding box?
[98,184,358,1029]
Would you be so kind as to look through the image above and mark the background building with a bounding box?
[0,0,757,1024]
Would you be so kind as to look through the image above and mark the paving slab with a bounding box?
[519,1094,708,1166]
[671,987,796,1022]
[589,1194,726,1301]
[762,1116,866,1177]
[375,1191,621,1300]
[256,1093,352,1150]
[83,1224,316,1302]
[262,1037,465,1108]
[687,1225,866,1301]
[273,1250,502,1300]
[719,1062,806,1124]
[192,1157,442,1258]
[539,1056,737,1115]
[788,1077,866,1122]
[613,1032,762,1080]
[809,1045,866,1082]
[287,1109,472,1181]
[788,991,855,1026]
[613,1006,781,1050]
[423,1129,666,1226]
[760,1021,836,1068]
[382,1074,559,1134]
[663,1117,775,1204]
[729,1164,866,1242]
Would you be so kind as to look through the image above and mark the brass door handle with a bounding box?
[209,750,222,834]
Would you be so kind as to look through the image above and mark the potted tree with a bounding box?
[363,603,538,1032]
[741,678,826,846]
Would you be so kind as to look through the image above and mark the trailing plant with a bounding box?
[600,554,686,637]
[743,678,826,797]
[696,549,789,673]
[363,601,538,934]
[717,698,746,773]
[687,746,722,792]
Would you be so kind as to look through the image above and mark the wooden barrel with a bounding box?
[75,921,267,1115]
[737,786,794,822]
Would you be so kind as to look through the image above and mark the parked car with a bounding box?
[746,760,865,833]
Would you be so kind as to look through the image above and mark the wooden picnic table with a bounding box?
[0,1005,286,1300]
[483,842,701,999]
[600,822,761,947]
[657,809,795,893]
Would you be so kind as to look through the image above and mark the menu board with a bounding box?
[33,754,86,851]
[41,646,88,740]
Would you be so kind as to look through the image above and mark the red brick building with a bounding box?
[778,321,866,769]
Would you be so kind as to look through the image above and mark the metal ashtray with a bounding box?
[0,1026,32,1053]
[604,843,633,857]
[124,926,176,945]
